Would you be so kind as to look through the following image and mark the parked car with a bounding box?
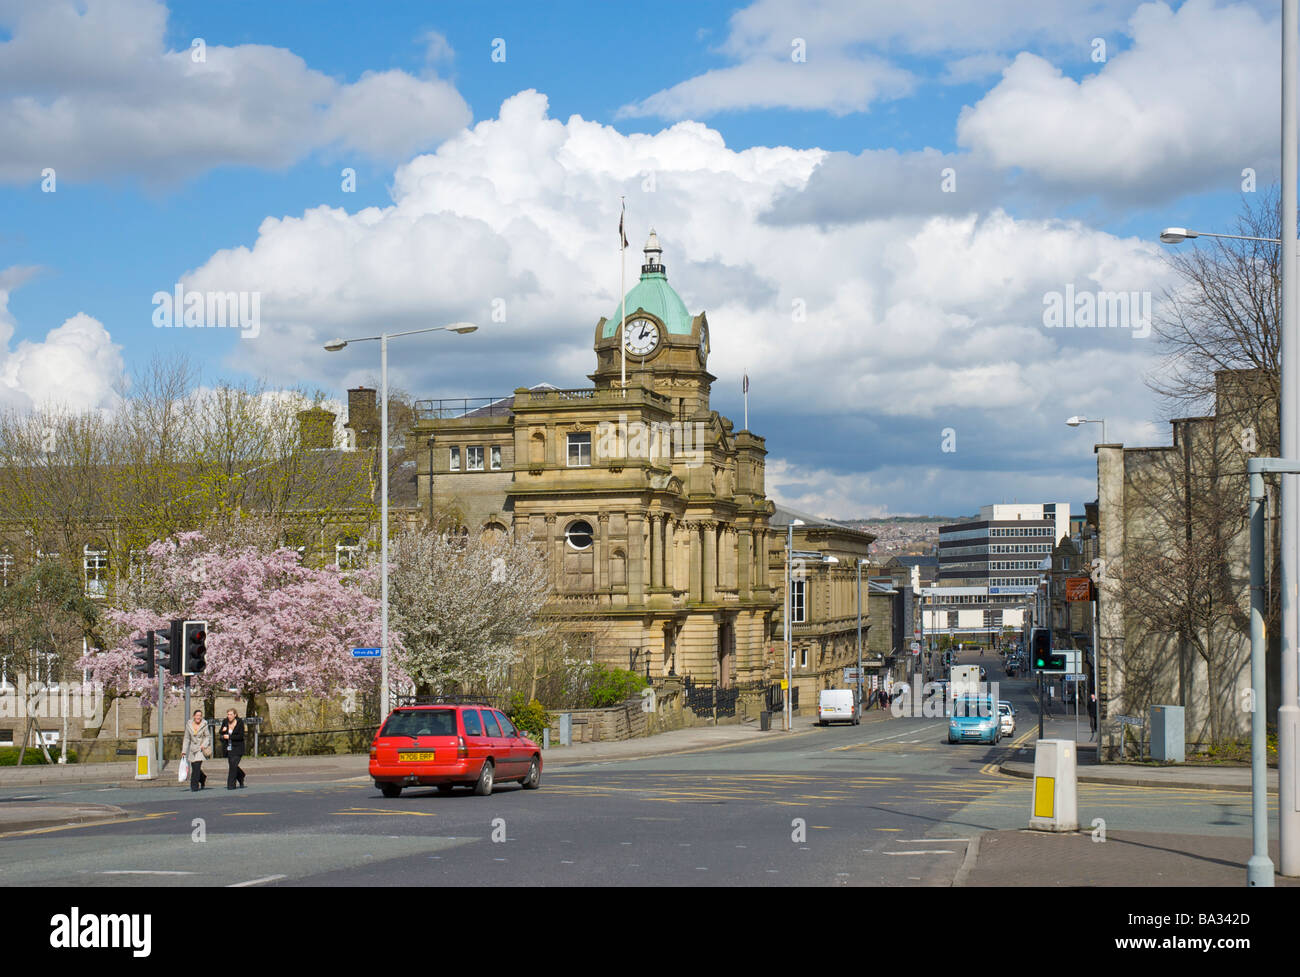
[818,688,859,726]
[997,700,1016,737]
[369,702,542,798]
[948,694,1000,744]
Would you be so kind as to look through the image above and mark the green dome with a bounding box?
[604,271,693,338]
[602,230,693,338]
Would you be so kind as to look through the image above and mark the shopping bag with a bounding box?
[178,756,190,783]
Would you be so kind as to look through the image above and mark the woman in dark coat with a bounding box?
[220,708,246,789]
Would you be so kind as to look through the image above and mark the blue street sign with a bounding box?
[352,647,381,658]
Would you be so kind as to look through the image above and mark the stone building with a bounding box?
[1095,368,1277,755]
[409,233,786,685]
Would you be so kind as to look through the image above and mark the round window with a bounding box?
[565,520,594,550]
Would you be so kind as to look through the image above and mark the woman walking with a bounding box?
[182,710,211,791]
[220,708,246,789]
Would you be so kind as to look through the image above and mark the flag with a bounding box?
[619,201,628,249]
[743,372,749,394]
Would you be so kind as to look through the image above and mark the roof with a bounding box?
[770,504,857,530]
[893,555,938,568]
[603,269,693,338]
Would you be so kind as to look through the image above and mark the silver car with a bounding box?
[997,700,1016,737]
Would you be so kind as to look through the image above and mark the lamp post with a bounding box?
[324,322,478,719]
[1160,25,1300,867]
[1065,415,1107,445]
[856,557,869,716]
[785,519,802,732]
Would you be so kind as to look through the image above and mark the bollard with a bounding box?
[1028,738,1077,832]
[135,736,157,780]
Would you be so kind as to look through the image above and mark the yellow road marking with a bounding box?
[334,807,438,817]
[0,810,175,839]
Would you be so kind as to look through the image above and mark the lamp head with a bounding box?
[1159,227,1196,244]
[323,338,348,352]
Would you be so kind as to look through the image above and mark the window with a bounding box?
[496,711,518,737]
[336,536,363,570]
[483,710,503,737]
[467,445,484,471]
[566,520,594,550]
[462,709,483,736]
[84,546,108,598]
[792,578,806,623]
[799,647,808,668]
[567,432,591,467]
[490,445,502,470]
[449,446,461,471]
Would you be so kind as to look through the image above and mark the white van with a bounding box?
[818,689,858,726]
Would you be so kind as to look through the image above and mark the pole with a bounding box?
[380,332,390,720]
[157,661,166,771]
[183,675,191,749]
[620,197,627,390]
[785,522,793,732]
[856,561,862,717]
[1092,595,1102,758]
[1281,0,1300,876]
[1249,463,1275,885]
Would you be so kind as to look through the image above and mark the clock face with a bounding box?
[624,317,660,357]
[698,323,710,363]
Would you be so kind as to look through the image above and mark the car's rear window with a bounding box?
[462,709,483,736]
[483,711,503,737]
[380,709,457,738]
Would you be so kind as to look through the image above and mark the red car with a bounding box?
[369,703,542,798]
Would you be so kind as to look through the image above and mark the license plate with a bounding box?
[400,751,435,761]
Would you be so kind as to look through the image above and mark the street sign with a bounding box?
[1065,577,1092,601]
[909,641,921,654]
[843,667,862,681]
[352,647,381,658]
[1116,715,1144,726]
[913,630,922,640]
[1065,672,1087,681]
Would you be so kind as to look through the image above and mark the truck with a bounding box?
[949,664,982,700]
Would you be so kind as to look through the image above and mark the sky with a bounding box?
[0,0,1284,518]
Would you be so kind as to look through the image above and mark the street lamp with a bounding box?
[1066,415,1107,444]
[324,322,478,719]
[856,557,869,717]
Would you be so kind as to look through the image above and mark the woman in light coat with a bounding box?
[182,710,212,791]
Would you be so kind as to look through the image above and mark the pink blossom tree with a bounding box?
[84,531,386,718]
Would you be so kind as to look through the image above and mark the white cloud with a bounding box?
[0,0,471,183]
[173,89,1175,516]
[956,0,1279,193]
[0,270,125,411]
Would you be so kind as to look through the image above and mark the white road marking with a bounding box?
[100,870,194,876]
[883,850,955,856]
[227,874,286,887]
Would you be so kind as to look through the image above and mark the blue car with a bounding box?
[948,695,1000,744]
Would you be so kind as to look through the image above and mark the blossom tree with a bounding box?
[85,530,384,718]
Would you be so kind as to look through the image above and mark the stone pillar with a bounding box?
[724,526,738,590]
[659,515,669,590]
[596,512,609,591]
[689,523,702,603]
[629,511,645,603]
[702,520,717,603]
[738,528,752,597]
[545,515,559,590]
[651,514,664,589]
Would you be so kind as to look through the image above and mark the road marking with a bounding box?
[101,870,194,876]
[898,838,971,843]
[333,807,438,817]
[883,850,956,856]
[222,812,273,816]
[228,874,286,887]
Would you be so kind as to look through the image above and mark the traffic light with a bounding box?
[1035,651,1067,671]
[182,620,208,675]
[132,630,155,678]
[155,620,180,673]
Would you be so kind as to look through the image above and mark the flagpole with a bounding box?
[620,196,627,391]
[744,368,749,430]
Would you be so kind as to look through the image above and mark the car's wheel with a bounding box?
[521,756,541,790]
[473,760,495,796]
[379,782,402,798]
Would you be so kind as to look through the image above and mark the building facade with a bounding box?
[410,233,784,686]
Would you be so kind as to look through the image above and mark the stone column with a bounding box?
[702,519,717,602]
[596,511,609,591]
[650,513,663,589]
[629,511,645,603]
[545,515,559,590]
[689,522,702,603]
[738,528,752,597]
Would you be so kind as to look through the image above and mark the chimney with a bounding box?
[345,387,379,450]
[297,407,337,451]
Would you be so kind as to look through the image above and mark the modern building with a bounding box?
[923,502,1070,642]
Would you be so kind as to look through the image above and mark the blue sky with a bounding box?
[0,0,1284,517]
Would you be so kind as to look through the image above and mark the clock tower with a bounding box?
[592,230,714,420]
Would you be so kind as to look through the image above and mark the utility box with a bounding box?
[558,712,572,747]
[1149,705,1185,763]
[1028,738,1078,832]
[135,737,157,780]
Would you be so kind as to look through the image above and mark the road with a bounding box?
[0,651,1266,886]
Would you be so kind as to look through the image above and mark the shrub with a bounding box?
[506,693,551,739]
[587,664,647,708]
[0,747,78,766]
